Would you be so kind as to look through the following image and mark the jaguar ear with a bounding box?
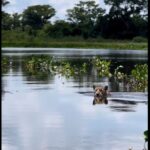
[93,85,95,90]
[104,86,108,91]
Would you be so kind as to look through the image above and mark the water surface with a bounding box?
[2,48,148,150]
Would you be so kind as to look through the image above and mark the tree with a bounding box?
[104,0,147,17]
[42,20,72,38]
[51,20,72,37]
[131,14,147,37]
[1,0,9,6]
[67,1,105,24]
[99,0,148,38]
[22,5,56,29]
[2,12,12,30]
[11,13,22,29]
[67,0,105,38]
[1,0,11,30]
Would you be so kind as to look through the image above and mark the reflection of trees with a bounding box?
[1,80,5,97]
[2,56,21,74]
[10,56,22,74]
[58,59,91,77]
[22,68,54,84]
[2,56,9,74]
[1,76,8,99]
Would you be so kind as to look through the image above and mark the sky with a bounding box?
[3,0,110,21]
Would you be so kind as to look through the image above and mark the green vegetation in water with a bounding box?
[2,55,148,91]
[57,61,89,78]
[130,64,148,91]
[1,56,10,74]
[143,130,148,150]
[23,55,90,79]
[22,55,53,81]
[92,56,112,77]
[2,56,9,67]
[24,55,53,71]
[114,65,127,81]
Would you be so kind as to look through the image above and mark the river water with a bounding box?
[2,48,148,150]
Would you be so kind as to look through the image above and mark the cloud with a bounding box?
[49,0,107,20]
[3,0,109,20]
[8,0,17,5]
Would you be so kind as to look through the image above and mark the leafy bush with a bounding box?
[130,64,148,91]
[114,65,126,81]
[24,55,53,72]
[1,56,10,74]
[132,36,147,42]
[2,56,9,67]
[92,56,111,78]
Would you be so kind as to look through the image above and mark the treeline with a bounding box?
[2,0,148,39]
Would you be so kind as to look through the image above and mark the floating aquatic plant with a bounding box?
[130,64,148,91]
[92,56,111,78]
[1,56,10,74]
[2,56,9,67]
[20,55,148,91]
[114,65,126,81]
[57,60,89,78]
[24,55,53,72]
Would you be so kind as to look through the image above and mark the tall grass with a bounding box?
[2,30,148,50]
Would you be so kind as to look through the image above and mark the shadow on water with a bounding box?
[78,90,147,112]
[108,99,138,112]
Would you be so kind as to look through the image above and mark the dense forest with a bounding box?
[2,0,148,40]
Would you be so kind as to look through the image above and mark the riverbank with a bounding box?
[2,41,147,50]
[2,30,147,50]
